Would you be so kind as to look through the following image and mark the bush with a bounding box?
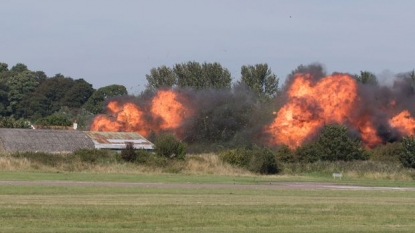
[295,142,322,163]
[120,142,137,162]
[248,147,280,174]
[295,124,368,162]
[275,144,296,163]
[400,136,415,169]
[73,148,114,164]
[219,147,252,167]
[0,116,31,128]
[10,151,74,166]
[35,114,72,126]
[371,142,403,162]
[154,134,187,159]
[219,146,280,174]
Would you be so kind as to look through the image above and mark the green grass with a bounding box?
[1,170,415,188]
[0,184,415,233]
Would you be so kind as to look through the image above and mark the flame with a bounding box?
[265,73,381,148]
[390,110,415,136]
[353,115,382,147]
[90,90,192,138]
[89,101,149,136]
[151,90,192,131]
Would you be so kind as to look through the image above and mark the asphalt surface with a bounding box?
[1,180,415,191]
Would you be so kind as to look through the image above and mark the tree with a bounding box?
[296,124,368,162]
[0,82,9,116]
[316,124,367,161]
[0,62,8,72]
[10,63,28,73]
[400,136,415,169]
[61,79,94,108]
[354,71,378,85]
[240,64,279,100]
[0,116,30,128]
[34,114,72,127]
[33,71,47,84]
[145,66,176,91]
[51,106,94,130]
[83,84,128,114]
[18,74,75,119]
[174,61,232,89]
[6,71,39,115]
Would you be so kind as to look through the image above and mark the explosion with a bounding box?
[90,89,192,138]
[390,110,415,136]
[265,73,361,148]
[265,72,415,149]
[89,64,415,150]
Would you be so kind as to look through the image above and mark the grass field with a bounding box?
[1,171,415,232]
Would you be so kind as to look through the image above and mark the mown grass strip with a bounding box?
[0,186,414,233]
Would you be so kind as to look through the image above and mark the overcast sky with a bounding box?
[1,0,414,94]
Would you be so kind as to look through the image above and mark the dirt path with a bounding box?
[1,180,415,191]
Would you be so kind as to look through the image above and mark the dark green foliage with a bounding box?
[0,82,9,115]
[61,79,94,108]
[120,142,137,162]
[133,149,153,164]
[145,66,176,91]
[35,114,72,126]
[219,147,252,167]
[354,71,378,85]
[0,62,8,72]
[51,107,94,131]
[240,63,279,100]
[73,148,114,164]
[294,142,322,163]
[295,124,368,162]
[146,61,232,91]
[400,136,415,169]
[174,61,232,90]
[371,142,403,162]
[83,84,128,114]
[0,116,31,128]
[317,124,368,161]
[219,147,280,174]
[20,74,76,119]
[275,145,296,163]
[248,147,280,174]
[154,134,187,159]
[10,63,28,73]
[10,151,72,166]
[7,70,39,115]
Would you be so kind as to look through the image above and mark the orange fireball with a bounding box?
[390,110,415,136]
[265,73,381,148]
[90,89,192,138]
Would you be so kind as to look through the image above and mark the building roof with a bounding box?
[0,128,94,153]
[84,131,154,150]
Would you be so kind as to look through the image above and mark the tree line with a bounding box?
[0,62,127,128]
[1,60,415,169]
[0,61,281,128]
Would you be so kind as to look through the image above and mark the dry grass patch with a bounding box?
[183,153,254,176]
[0,156,32,171]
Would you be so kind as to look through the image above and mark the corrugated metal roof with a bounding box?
[84,131,154,150]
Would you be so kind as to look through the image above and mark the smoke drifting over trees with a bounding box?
[91,62,415,151]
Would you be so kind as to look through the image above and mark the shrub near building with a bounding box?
[154,133,187,160]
